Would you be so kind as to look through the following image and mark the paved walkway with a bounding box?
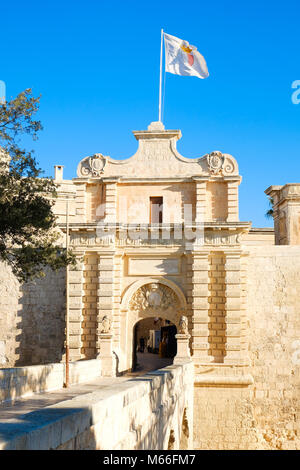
[129,352,173,376]
[0,353,173,422]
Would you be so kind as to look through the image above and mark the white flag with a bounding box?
[164,32,209,79]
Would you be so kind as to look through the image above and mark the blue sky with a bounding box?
[1,0,300,227]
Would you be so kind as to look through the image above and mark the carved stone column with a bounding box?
[191,251,211,363]
[224,251,243,364]
[96,252,115,357]
[104,180,117,224]
[194,179,207,223]
[68,254,84,361]
[226,181,239,222]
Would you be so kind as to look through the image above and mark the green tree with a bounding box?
[0,89,75,282]
[265,197,274,219]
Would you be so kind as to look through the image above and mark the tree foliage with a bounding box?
[0,89,75,282]
[265,197,274,219]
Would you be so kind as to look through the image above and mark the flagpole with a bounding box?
[158,28,164,122]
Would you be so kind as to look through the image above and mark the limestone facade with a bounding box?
[52,121,252,374]
[0,121,299,449]
[265,183,300,244]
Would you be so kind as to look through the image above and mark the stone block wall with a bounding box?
[193,246,300,450]
[0,359,101,404]
[0,262,65,368]
[82,254,98,359]
[246,246,300,449]
[208,253,226,361]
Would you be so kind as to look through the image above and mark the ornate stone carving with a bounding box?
[206,151,225,174]
[178,315,189,335]
[74,123,239,178]
[223,157,235,174]
[129,283,179,315]
[78,153,106,177]
[100,315,111,334]
[69,229,243,247]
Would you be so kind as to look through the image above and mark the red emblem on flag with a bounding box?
[181,43,194,66]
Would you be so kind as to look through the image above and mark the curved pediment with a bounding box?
[76,121,239,180]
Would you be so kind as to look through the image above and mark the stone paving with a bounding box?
[0,353,172,423]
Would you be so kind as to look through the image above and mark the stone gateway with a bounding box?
[0,121,299,450]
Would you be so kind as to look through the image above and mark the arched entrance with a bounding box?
[132,317,177,372]
[120,278,187,372]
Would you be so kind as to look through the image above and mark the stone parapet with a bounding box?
[0,362,194,451]
[0,359,101,404]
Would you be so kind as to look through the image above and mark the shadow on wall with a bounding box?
[0,366,191,450]
[0,363,62,404]
[15,267,66,366]
[0,406,98,450]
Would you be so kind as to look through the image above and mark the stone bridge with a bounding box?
[0,360,194,450]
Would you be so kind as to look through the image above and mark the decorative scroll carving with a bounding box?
[69,230,243,247]
[178,315,189,335]
[129,283,180,315]
[100,315,111,334]
[74,124,240,178]
[204,231,241,245]
[223,157,235,174]
[205,151,236,176]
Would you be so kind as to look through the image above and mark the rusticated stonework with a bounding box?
[1,121,299,451]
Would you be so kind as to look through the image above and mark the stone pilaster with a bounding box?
[98,333,116,377]
[226,181,239,222]
[174,333,191,364]
[224,251,243,364]
[68,255,85,361]
[191,251,211,363]
[104,181,117,224]
[195,180,207,223]
[75,183,86,219]
[112,254,122,351]
[96,252,115,356]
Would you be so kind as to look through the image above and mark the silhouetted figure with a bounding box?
[139,337,145,353]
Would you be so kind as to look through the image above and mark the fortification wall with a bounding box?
[0,262,65,367]
[193,246,300,450]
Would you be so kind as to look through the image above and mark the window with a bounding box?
[150,197,163,223]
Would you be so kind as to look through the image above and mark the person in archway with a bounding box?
[139,336,145,353]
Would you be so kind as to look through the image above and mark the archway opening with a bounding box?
[132,317,177,373]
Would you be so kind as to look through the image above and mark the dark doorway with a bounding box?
[132,317,177,374]
[160,325,177,358]
[150,197,163,223]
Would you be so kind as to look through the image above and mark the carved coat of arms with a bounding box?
[206,151,224,174]
[89,154,106,176]
[129,283,179,314]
